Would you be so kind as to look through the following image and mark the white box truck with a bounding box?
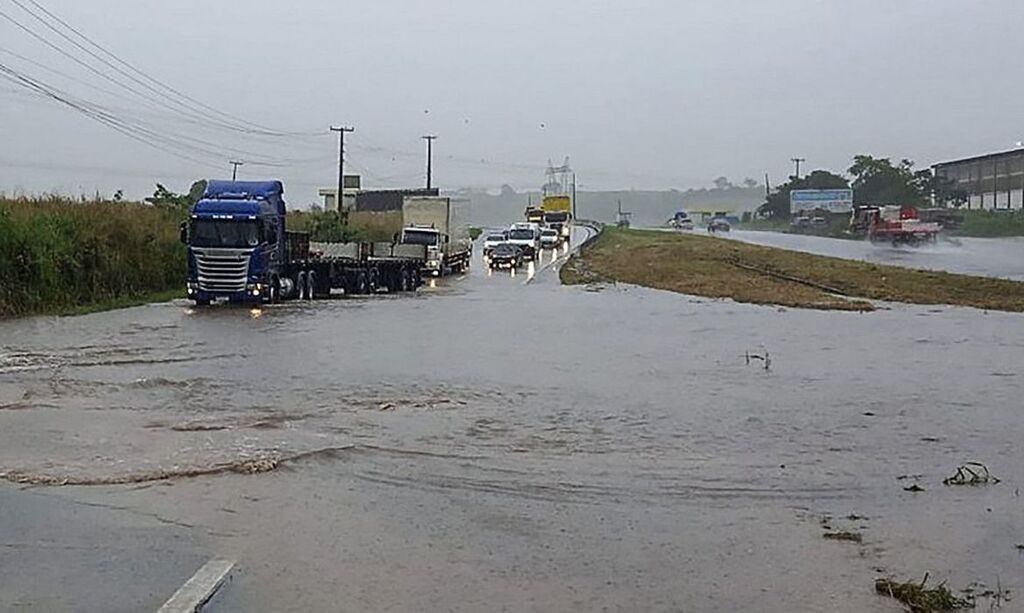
[398,196,472,276]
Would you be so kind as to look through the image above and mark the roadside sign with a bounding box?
[790,189,854,214]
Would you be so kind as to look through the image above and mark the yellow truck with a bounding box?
[541,195,572,240]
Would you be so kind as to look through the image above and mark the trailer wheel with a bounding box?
[355,272,368,295]
[401,268,412,291]
[296,272,307,300]
[306,271,317,300]
[368,268,379,294]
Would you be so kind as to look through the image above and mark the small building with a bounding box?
[318,175,363,211]
[932,148,1024,210]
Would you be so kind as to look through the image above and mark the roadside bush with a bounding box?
[0,196,185,317]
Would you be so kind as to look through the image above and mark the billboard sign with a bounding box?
[790,189,854,214]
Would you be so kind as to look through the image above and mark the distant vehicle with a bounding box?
[539,228,560,249]
[482,232,507,257]
[506,225,541,259]
[852,205,940,246]
[544,210,571,239]
[707,218,731,233]
[525,206,545,224]
[487,243,524,269]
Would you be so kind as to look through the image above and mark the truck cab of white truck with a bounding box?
[399,226,444,274]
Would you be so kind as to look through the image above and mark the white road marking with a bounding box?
[157,558,235,613]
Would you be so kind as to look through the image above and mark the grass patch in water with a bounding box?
[561,227,1024,312]
[822,531,863,543]
[875,576,972,612]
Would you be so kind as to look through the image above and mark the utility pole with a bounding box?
[422,135,437,190]
[330,126,354,213]
[571,172,577,220]
[791,157,806,179]
[229,160,244,181]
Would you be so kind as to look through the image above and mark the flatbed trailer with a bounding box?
[290,236,422,299]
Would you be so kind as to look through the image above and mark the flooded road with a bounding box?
[2,226,1023,611]
[723,229,1024,280]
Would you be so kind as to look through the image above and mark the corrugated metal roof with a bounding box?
[932,148,1024,168]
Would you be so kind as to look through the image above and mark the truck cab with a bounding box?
[399,226,444,275]
[183,180,287,305]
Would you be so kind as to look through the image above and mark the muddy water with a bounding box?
[724,229,1024,280]
[2,228,1023,611]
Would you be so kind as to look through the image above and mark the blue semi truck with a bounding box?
[181,180,423,305]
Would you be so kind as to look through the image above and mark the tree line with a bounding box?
[759,155,967,218]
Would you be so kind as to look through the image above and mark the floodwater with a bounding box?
[724,229,1024,280]
[2,227,1023,611]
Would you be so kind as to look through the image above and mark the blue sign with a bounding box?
[790,189,854,214]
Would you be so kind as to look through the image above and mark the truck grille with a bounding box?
[193,247,252,293]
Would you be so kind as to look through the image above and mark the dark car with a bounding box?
[488,243,524,269]
[707,218,731,233]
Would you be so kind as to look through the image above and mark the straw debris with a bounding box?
[875,575,972,612]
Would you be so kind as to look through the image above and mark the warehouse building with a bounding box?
[932,148,1024,210]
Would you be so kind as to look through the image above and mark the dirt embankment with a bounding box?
[561,227,1024,312]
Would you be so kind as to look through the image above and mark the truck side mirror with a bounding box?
[393,232,400,244]
[445,235,450,244]
[179,221,188,245]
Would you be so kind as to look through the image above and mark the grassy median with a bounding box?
[561,227,1024,312]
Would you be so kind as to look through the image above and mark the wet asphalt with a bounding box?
[1,226,1023,611]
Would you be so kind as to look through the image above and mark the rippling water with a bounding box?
[1,228,1022,611]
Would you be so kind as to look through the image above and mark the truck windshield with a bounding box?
[402,230,439,246]
[509,229,534,240]
[191,219,259,248]
[544,212,569,222]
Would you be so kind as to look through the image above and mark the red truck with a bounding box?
[850,205,941,247]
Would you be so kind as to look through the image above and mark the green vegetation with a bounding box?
[0,195,186,318]
[822,531,863,543]
[875,576,972,612]
[561,227,1024,312]
[954,209,1024,237]
[287,209,366,242]
[469,227,483,240]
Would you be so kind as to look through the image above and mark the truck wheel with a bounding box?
[402,269,413,291]
[356,272,368,295]
[195,298,210,307]
[296,272,307,300]
[270,277,281,303]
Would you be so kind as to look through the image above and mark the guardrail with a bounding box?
[572,219,605,254]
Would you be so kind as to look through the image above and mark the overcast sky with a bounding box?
[1,0,1022,205]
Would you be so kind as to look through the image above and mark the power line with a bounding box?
[20,0,323,138]
[4,0,313,137]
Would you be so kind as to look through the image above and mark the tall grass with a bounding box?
[0,196,185,317]
[955,209,1024,238]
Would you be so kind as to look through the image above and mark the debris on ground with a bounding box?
[904,484,926,492]
[744,351,771,370]
[875,575,972,612]
[823,531,863,543]
[944,462,1000,486]
[963,579,1012,608]
[378,402,395,411]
